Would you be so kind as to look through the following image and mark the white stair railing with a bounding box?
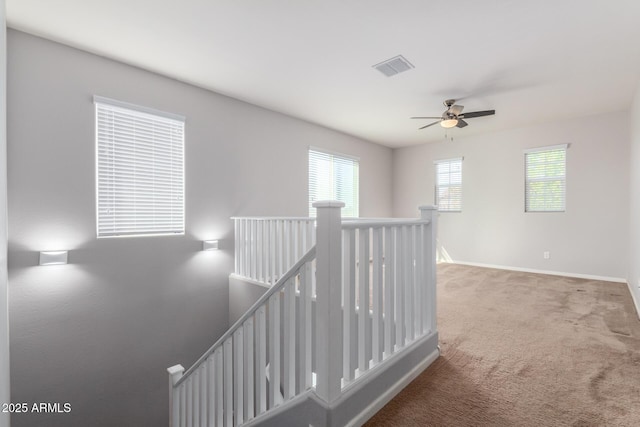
[169,203,438,426]
[233,217,316,286]
[168,245,316,426]
[340,206,437,386]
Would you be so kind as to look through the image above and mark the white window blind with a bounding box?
[435,158,462,212]
[308,148,359,217]
[525,145,567,212]
[95,96,185,237]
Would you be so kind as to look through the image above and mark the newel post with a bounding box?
[419,205,438,332]
[313,200,344,403]
[167,364,184,427]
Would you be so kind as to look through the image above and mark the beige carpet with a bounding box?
[366,264,640,426]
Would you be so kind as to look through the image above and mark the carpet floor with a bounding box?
[365,264,640,426]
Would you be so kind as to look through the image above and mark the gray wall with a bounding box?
[7,30,392,427]
[0,1,9,426]
[628,83,640,316]
[393,111,630,280]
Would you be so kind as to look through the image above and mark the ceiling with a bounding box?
[7,0,640,148]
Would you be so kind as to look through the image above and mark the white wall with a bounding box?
[0,1,9,427]
[7,30,392,427]
[393,112,629,281]
[628,83,640,316]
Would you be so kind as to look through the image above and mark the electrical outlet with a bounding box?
[543,251,550,259]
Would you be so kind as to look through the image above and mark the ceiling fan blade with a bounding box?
[411,116,442,119]
[456,119,468,128]
[449,105,464,115]
[419,121,440,130]
[461,110,495,119]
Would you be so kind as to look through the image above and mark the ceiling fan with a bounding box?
[411,99,495,130]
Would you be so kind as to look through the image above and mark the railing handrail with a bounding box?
[341,218,430,229]
[233,216,426,224]
[175,245,317,387]
[231,216,315,221]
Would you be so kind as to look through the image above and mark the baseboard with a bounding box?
[346,344,440,427]
[627,281,640,320]
[449,260,626,284]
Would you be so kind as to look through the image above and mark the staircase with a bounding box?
[167,202,439,426]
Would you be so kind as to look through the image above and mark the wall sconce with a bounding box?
[202,240,219,251]
[39,251,68,266]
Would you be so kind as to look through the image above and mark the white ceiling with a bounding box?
[7,0,640,147]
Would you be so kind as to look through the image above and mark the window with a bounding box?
[308,148,359,217]
[435,158,462,212]
[95,96,185,237]
[524,144,567,212]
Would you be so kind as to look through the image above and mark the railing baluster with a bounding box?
[194,365,202,427]
[180,382,187,427]
[262,220,267,283]
[301,221,308,262]
[244,319,254,421]
[283,279,296,400]
[268,294,280,408]
[207,357,215,427]
[293,221,300,264]
[277,221,283,282]
[384,226,396,357]
[358,228,370,373]
[423,222,430,334]
[224,339,233,427]
[372,227,383,365]
[382,226,394,358]
[256,307,267,415]
[404,226,414,342]
[243,219,249,280]
[186,377,193,427]
[234,329,244,426]
[307,220,314,248]
[237,220,243,278]
[414,224,423,336]
[253,220,259,280]
[202,364,208,426]
[256,220,263,282]
[396,226,404,349]
[298,261,312,392]
[270,221,276,286]
[214,348,223,427]
[234,219,239,277]
[343,228,356,382]
[283,220,290,272]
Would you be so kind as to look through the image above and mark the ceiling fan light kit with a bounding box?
[411,99,495,132]
[441,118,458,128]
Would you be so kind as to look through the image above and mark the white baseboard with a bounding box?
[627,281,640,320]
[448,260,626,284]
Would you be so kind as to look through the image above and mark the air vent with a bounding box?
[372,55,414,77]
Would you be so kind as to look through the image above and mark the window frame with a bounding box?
[524,144,568,213]
[434,157,463,212]
[308,147,359,218]
[94,96,186,238]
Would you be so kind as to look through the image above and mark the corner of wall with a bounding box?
[627,78,640,318]
[0,0,9,425]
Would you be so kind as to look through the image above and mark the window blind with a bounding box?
[435,158,462,212]
[308,148,359,217]
[95,97,185,237]
[525,145,567,212]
